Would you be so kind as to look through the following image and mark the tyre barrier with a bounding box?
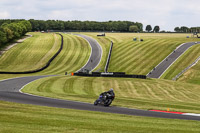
[0,33,64,74]
[74,72,146,79]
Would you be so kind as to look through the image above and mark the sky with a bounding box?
[0,0,200,31]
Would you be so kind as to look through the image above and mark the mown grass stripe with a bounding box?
[113,40,158,73]
[110,42,147,69]
[64,37,85,72]
[0,33,56,71]
[1,100,200,133]
[111,39,156,65]
[118,42,158,71]
[23,76,200,113]
[38,34,90,75]
[110,41,142,64]
[137,41,174,74]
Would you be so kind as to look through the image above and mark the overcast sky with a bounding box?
[0,0,199,31]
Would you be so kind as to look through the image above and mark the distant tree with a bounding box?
[19,23,27,35]
[7,23,20,39]
[153,25,160,33]
[146,25,152,32]
[1,24,14,41]
[190,27,200,33]
[135,22,143,32]
[174,27,180,32]
[0,30,8,45]
[20,21,32,32]
[180,26,189,33]
[129,25,139,32]
[0,20,31,46]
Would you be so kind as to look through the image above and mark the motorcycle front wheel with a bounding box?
[104,99,112,107]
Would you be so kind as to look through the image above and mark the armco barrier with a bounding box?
[0,33,64,74]
[104,41,113,72]
[74,72,146,79]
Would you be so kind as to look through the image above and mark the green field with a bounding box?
[23,76,200,114]
[0,100,200,133]
[1,32,200,132]
[0,33,91,80]
[84,33,200,75]
[178,59,200,84]
[0,33,60,72]
[38,33,91,75]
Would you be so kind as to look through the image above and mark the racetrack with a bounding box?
[147,42,200,78]
[75,34,102,72]
[0,34,200,121]
[0,76,200,121]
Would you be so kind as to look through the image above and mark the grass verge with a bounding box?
[161,44,200,80]
[0,100,200,133]
[23,76,200,114]
[83,33,200,75]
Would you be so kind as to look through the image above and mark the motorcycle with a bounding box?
[94,93,115,106]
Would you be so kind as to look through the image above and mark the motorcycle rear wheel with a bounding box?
[94,100,98,106]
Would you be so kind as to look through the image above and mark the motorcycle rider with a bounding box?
[98,88,115,102]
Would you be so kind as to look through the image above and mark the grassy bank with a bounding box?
[0,100,199,133]
[84,33,200,75]
[178,57,200,85]
[39,33,91,75]
[1,32,200,132]
[0,33,91,80]
[23,76,200,113]
[0,32,60,72]
[161,44,200,80]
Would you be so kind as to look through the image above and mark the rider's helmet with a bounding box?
[110,88,113,91]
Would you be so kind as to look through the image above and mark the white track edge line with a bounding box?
[183,113,200,117]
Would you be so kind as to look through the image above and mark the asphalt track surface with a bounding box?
[147,42,200,78]
[75,34,102,72]
[0,35,200,121]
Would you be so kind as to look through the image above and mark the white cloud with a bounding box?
[0,11,10,19]
[0,0,200,31]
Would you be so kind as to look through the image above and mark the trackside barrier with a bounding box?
[0,33,64,74]
[172,56,200,80]
[74,72,146,79]
[104,41,113,73]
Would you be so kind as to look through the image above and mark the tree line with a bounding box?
[0,19,143,47]
[174,26,200,33]
[29,19,143,32]
[0,19,144,33]
[0,20,32,48]
[145,25,200,33]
